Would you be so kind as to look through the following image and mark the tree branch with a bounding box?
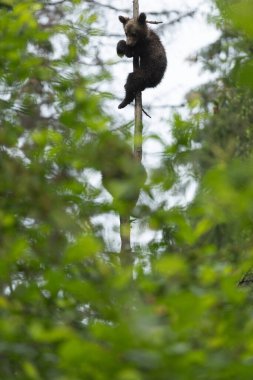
[86,0,128,13]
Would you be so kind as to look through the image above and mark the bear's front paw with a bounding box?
[117,40,126,57]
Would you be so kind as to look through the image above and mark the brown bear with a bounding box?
[117,12,167,109]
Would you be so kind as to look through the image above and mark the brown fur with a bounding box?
[117,13,167,109]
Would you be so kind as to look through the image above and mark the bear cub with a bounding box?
[117,12,167,109]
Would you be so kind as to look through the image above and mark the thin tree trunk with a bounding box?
[133,0,143,161]
[120,0,142,267]
[119,215,132,266]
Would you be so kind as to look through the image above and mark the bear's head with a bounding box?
[119,13,148,47]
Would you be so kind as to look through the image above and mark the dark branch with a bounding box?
[142,107,151,118]
[146,20,163,25]
[166,10,197,27]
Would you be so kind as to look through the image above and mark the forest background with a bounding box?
[1,0,253,379]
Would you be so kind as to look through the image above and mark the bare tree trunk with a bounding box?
[119,215,132,266]
[120,0,142,267]
[133,0,143,162]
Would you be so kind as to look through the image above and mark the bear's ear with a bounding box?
[138,13,146,24]
[119,16,129,25]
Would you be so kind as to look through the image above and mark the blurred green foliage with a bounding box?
[1,1,253,379]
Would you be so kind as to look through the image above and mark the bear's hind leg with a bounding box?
[118,71,146,109]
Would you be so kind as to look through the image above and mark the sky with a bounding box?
[91,0,220,250]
